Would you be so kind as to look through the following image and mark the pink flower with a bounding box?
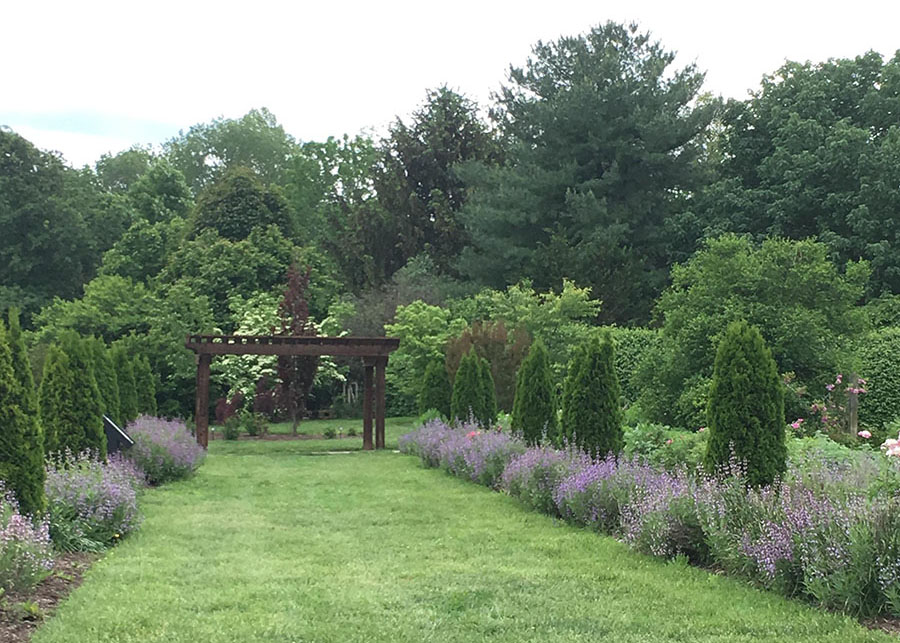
[466,431,480,439]
[858,430,872,439]
[790,422,801,430]
[698,427,706,433]
[665,439,673,445]
[826,384,835,391]
[836,374,843,383]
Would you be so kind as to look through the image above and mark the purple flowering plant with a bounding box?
[401,415,900,617]
[0,483,53,592]
[45,450,145,552]
[127,416,206,485]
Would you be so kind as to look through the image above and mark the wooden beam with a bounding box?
[363,360,374,451]
[375,357,387,449]
[185,336,399,358]
[194,353,212,448]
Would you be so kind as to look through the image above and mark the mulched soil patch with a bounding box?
[0,553,97,643]
[863,616,900,636]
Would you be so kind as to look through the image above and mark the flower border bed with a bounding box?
[400,419,900,623]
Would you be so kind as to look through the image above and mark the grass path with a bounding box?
[34,441,892,642]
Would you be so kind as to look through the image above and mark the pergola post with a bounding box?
[362,359,375,450]
[375,356,387,449]
[194,353,212,448]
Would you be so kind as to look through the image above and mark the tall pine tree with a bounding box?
[0,319,45,515]
[512,339,557,445]
[704,321,786,487]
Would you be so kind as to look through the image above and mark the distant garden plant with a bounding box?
[450,349,496,428]
[418,361,451,418]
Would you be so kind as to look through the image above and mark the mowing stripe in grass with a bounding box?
[33,444,892,642]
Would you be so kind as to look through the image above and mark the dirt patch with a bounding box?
[0,553,97,643]
[213,433,358,442]
[862,616,900,636]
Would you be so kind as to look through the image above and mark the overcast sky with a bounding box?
[3,0,899,167]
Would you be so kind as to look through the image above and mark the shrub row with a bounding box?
[0,416,204,594]
[400,419,900,618]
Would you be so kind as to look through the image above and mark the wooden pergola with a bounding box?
[185,335,400,449]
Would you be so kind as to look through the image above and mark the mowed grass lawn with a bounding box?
[34,422,892,642]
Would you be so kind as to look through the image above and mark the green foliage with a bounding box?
[377,86,500,274]
[164,108,297,193]
[445,320,530,412]
[38,345,75,455]
[133,356,157,416]
[56,333,106,459]
[477,355,498,428]
[385,301,467,415]
[699,51,900,297]
[0,321,45,515]
[704,321,786,487]
[222,416,241,440]
[641,235,869,428]
[126,158,192,224]
[858,327,900,434]
[450,280,600,385]
[511,340,557,445]
[85,337,120,423]
[459,22,718,323]
[606,327,660,407]
[99,218,185,283]
[450,350,495,427]
[0,130,133,320]
[31,275,154,345]
[623,423,710,472]
[418,361,451,418]
[190,166,292,242]
[561,334,623,457]
[112,345,138,428]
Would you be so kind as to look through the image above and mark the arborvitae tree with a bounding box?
[0,322,45,516]
[477,355,498,428]
[451,350,481,425]
[418,361,451,418]
[112,345,139,428]
[133,355,157,416]
[87,337,120,423]
[705,321,786,487]
[561,334,623,457]
[59,333,106,458]
[39,344,77,455]
[511,339,557,445]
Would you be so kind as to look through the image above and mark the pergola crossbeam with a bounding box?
[185,335,399,449]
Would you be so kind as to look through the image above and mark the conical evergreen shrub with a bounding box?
[704,320,786,487]
[561,334,623,457]
[59,332,106,459]
[87,337,120,423]
[112,345,139,427]
[39,344,77,456]
[133,355,157,416]
[418,361,451,418]
[512,339,557,445]
[0,321,45,516]
[477,355,497,428]
[451,350,483,425]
